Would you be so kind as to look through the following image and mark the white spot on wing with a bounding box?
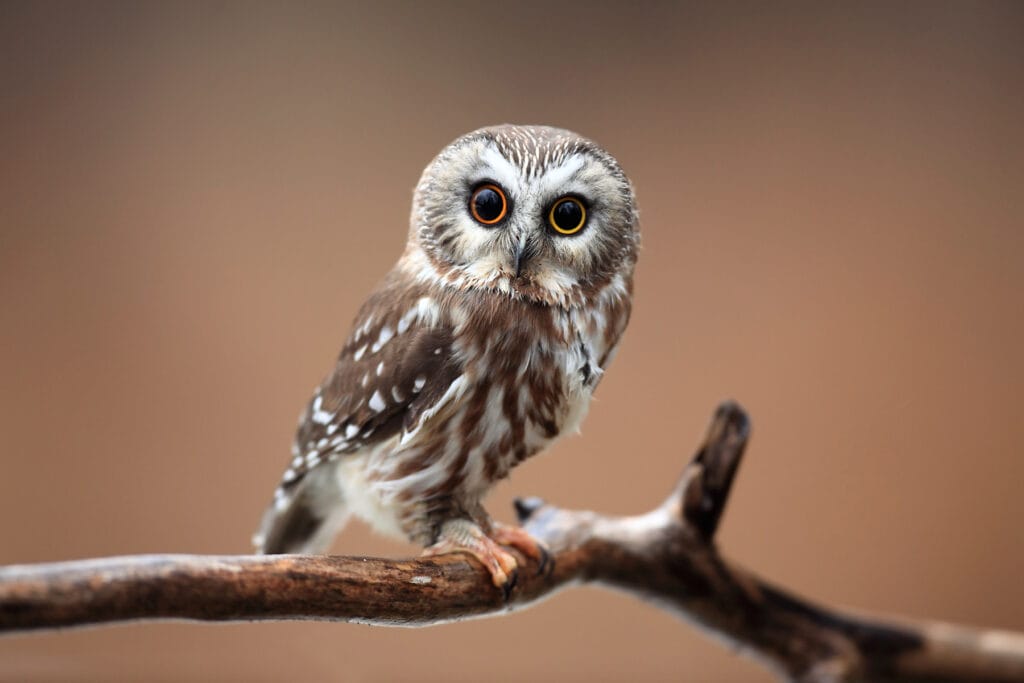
[369,390,386,412]
[353,344,367,361]
[397,306,417,335]
[312,408,334,424]
[371,326,394,353]
[413,376,426,392]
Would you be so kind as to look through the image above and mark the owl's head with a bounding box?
[406,125,639,307]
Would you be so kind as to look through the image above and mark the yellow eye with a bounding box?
[548,197,586,235]
[469,183,508,225]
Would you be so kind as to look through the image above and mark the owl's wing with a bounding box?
[254,279,466,553]
[288,287,462,489]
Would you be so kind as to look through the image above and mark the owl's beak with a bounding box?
[512,235,538,278]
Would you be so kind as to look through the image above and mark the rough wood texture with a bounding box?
[2,402,1022,682]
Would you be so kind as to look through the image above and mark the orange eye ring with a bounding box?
[548,197,587,235]
[469,183,508,225]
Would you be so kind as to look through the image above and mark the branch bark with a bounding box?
[1,402,1022,682]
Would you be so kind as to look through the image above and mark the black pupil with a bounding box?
[473,188,503,222]
[553,199,583,232]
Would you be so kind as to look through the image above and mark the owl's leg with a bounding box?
[422,518,521,596]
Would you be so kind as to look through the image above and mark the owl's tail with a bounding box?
[253,462,351,555]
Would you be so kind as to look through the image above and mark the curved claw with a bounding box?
[501,567,519,602]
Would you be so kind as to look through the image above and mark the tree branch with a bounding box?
[1,402,1022,682]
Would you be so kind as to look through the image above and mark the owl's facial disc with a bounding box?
[410,125,638,306]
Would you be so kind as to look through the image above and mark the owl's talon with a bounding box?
[502,568,518,601]
[424,519,521,597]
[491,523,551,576]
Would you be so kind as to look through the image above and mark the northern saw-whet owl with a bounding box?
[254,125,639,592]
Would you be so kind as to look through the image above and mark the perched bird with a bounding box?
[254,125,639,591]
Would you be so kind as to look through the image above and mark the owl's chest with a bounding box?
[542,342,595,440]
[457,302,603,447]
[545,309,604,434]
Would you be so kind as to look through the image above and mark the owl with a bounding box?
[254,125,639,592]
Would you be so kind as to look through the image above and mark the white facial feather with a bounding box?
[477,146,523,196]
[535,154,586,197]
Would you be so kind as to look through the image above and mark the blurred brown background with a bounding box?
[1,1,1022,681]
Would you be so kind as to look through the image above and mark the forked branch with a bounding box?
[1,402,1022,682]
